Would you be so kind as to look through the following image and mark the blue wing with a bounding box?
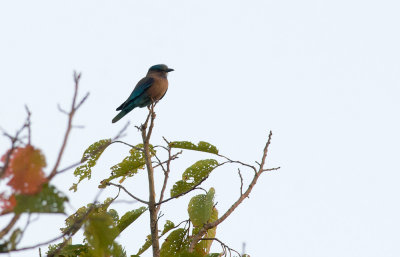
[116,77,154,111]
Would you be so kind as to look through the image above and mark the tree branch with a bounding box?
[105,182,149,205]
[156,144,177,212]
[141,103,161,257]
[189,131,279,251]
[156,176,209,206]
[199,237,241,256]
[0,214,21,239]
[48,72,89,180]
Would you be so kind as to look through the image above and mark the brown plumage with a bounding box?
[112,64,174,123]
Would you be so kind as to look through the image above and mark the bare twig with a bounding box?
[156,143,173,212]
[199,237,241,257]
[156,176,209,206]
[105,182,148,205]
[48,72,88,180]
[216,153,257,174]
[0,110,31,177]
[24,105,31,145]
[57,103,68,115]
[189,131,280,251]
[0,214,21,239]
[152,150,181,170]
[113,121,130,140]
[262,167,281,172]
[237,169,244,196]
[56,122,132,176]
[111,140,143,151]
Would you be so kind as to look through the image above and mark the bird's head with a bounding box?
[147,64,174,77]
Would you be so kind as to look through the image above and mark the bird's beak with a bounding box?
[167,68,174,72]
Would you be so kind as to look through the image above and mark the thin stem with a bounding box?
[189,131,279,251]
[141,103,160,257]
[106,182,148,204]
[48,72,88,180]
[0,214,21,239]
[156,176,208,206]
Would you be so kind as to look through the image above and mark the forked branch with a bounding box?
[189,131,280,251]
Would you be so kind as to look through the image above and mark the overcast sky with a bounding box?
[1,1,400,256]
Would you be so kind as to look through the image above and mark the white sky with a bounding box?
[1,0,400,256]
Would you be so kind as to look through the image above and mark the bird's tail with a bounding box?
[112,111,128,123]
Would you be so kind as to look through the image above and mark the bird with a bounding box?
[112,64,174,123]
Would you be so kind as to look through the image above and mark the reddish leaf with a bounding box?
[2,145,47,194]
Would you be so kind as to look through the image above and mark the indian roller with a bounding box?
[112,64,174,123]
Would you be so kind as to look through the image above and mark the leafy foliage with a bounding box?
[188,188,215,227]
[169,141,219,154]
[13,184,68,214]
[171,160,218,198]
[1,145,47,194]
[108,242,127,257]
[159,228,206,257]
[47,241,126,257]
[61,198,114,235]
[0,228,22,252]
[101,144,154,185]
[136,234,152,256]
[161,220,175,235]
[47,243,89,257]
[53,198,129,257]
[70,139,112,192]
[193,207,219,255]
[84,212,119,257]
[135,220,176,256]
[117,206,147,233]
[160,228,188,257]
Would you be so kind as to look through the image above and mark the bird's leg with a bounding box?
[149,99,157,119]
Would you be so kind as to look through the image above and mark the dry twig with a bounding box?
[189,131,280,251]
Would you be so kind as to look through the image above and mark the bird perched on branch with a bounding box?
[112,64,174,123]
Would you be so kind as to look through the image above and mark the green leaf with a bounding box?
[102,144,154,185]
[84,212,119,257]
[13,184,68,214]
[9,228,22,250]
[117,207,147,233]
[132,220,175,256]
[61,198,114,235]
[47,244,89,257]
[205,254,221,257]
[160,228,188,257]
[169,141,219,154]
[170,160,218,198]
[188,188,215,227]
[61,205,90,235]
[193,207,218,255]
[170,181,195,198]
[133,220,181,256]
[71,139,112,192]
[161,220,175,235]
[110,242,127,257]
[136,234,152,255]
[108,209,119,223]
[182,160,218,183]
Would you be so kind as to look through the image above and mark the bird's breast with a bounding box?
[146,77,168,101]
